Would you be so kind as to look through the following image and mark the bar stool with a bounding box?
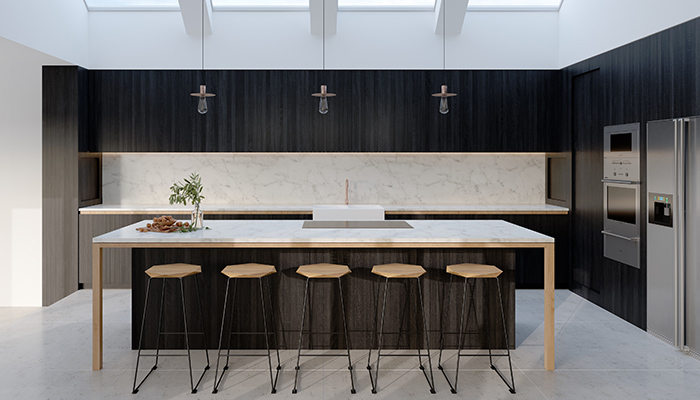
[366,263,436,394]
[437,263,515,394]
[212,263,281,394]
[292,263,356,394]
[132,263,210,394]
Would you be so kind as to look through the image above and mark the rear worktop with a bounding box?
[79,203,568,215]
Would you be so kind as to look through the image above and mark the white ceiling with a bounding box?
[2,0,699,70]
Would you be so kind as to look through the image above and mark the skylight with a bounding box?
[213,1,437,11]
[468,0,563,11]
[213,0,308,10]
[84,0,564,12]
[338,0,435,11]
[83,0,180,11]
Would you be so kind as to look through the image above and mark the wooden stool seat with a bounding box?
[446,263,502,279]
[296,263,351,279]
[372,263,426,278]
[145,263,201,279]
[221,263,276,279]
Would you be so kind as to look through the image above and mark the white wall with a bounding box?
[559,0,700,68]
[454,11,558,69]
[0,37,69,306]
[88,11,199,70]
[87,10,560,69]
[0,0,88,67]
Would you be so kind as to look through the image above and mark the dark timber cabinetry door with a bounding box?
[571,69,603,297]
[42,66,80,306]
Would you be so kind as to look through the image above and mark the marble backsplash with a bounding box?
[102,153,545,205]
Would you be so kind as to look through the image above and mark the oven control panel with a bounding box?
[604,157,640,181]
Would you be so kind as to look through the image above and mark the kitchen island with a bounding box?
[92,219,555,371]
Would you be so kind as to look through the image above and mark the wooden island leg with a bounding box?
[544,242,555,370]
[93,244,103,371]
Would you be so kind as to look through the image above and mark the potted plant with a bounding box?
[169,173,205,229]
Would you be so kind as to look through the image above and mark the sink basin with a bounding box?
[312,205,385,221]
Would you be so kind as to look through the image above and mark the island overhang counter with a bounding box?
[92,219,555,371]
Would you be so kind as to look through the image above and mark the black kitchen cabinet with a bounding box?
[88,69,563,153]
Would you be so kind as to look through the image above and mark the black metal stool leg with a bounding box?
[337,277,356,394]
[133,277,154,394]
[494,277,516,394]
[439,274,468,394]
[154,278,166,369]
[416,277,436,394]
[212,277,232,394]
[438,273,454,370]
[225,278,239,368]
[191,274,211,393]
[259,277,279,394]
[265,276,282,372]
[485,279,494,368]
[415,280,426,368]
[292,278,310,394]
[454,278,470,393]
[179,278,196,394]
[194,274,210,367]
[369,277,389,394]
[366,275,382,374]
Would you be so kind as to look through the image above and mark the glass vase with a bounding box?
[191,206,204,229]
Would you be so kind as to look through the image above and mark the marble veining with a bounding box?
[101,153,545,205]
[93,219,554,244]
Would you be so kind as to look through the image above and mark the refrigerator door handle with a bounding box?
[677,119,686,348]
[601,230,640,242]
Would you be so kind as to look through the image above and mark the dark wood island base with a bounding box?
[131,247,516,351]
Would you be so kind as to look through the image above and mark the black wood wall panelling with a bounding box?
[42,66,81,306]
[88,70,563,153]
[565,17,700,329]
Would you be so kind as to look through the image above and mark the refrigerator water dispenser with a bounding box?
[648,193,673,227]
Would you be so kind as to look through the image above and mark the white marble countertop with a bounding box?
[93,219,554,245]
[79,203,568,215]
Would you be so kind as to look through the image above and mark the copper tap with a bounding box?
[345,179,349,205]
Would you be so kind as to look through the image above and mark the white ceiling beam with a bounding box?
[179,0,213,36]
[435,0,469,35]
[310,0,338,36]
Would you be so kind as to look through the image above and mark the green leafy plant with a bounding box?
[169,173,205,228]
[169,173,205,206]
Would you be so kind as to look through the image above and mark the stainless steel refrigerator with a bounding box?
[647,116,700,355]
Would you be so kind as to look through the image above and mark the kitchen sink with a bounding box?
[302,220,412,229]
[312,205,385,221]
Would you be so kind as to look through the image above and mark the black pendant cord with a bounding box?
[443,0,447,84]
[322,0,326,84]
[201,0,205,86]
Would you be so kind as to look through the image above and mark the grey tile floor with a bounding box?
[1,289,699,399]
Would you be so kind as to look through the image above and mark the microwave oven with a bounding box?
[603,123,640,181]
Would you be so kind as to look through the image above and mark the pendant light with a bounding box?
[190,0,215,114]
[311,0,335,114]
[432,0,456,114]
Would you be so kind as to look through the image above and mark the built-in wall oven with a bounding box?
[602,123,641,268]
